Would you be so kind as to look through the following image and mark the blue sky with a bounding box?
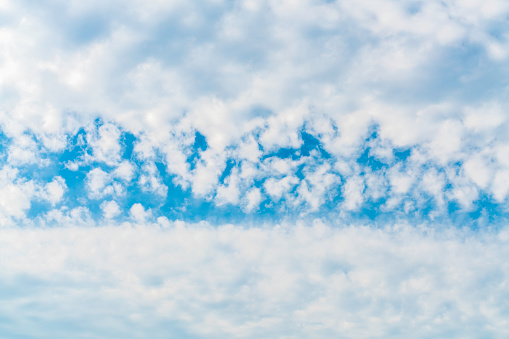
[2,0,509,338]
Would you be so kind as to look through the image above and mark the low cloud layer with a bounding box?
[1,221,509,338]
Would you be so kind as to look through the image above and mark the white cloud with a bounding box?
[42,176,67,205]
[130,203,151,222]
[264,176,299,201]
[296,163,339,212]
[0,166,37,223]
[237,136,262,163]
[88,123,122,166]
[242,187,262,212]
[342,176,365,211]
[259,103,308,151]
[364,171,388,201]
[389,166,416,195]
[464,103,506,133]
[101,200,121,219]
[138,162,168,198]
[86,167,111,198]
[114,161,135,182]
[463,155,492,189]
[428,119,464,164]
[2,221,509,338]
[6,134,40,165]
[419,168,446,206]
[449,184,479,210]
[42,206,94,227]
[86,167,125,200]
[215,169,241,206]
[0,183,32,220]
[492,170,509,202]
[191,149,227,197]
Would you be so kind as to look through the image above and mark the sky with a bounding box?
[1,0,509,337]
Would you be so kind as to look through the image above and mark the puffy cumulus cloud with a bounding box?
[86,167,115,199]
[41,176,67,205]
[0,167,70,225]
[87,123,122,166]
[295,163,339,212]
[129,203,152,222]
[41,206,94,227]
[0,181,33,221]
[5,133,43,165]
[190,148,227,197]
[101,200,121,219]
[1,221,509,338]
[138,162,168,198]
[215,168,241,206]
[113,160,136,182]
[85,161,139,201]
[264,175,299,202]
[342,176,365,211]
[242,187,262,212]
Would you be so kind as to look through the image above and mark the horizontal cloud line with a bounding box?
[1,220,508,338]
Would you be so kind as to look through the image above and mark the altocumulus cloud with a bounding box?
[1,0,509,337]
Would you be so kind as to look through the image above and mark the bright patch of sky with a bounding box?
[1,0,509,337]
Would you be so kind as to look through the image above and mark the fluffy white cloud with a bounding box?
[86,167,111,198]
[342,176,365,211]
[492,170,509,202]
[296,163,339,212]
[88,123,122,166]
[113,160,136,182]
[138,162,168,198]
[389,165,416,195]
[86,166,127,200]
[242,187,262,212]
[0,183,32,220]
[264,176,299,202]
[101,200,121,219]
[130,203,152,223]
[41,176,67,205]
[215,169,241,206]
[0,166,37,224]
